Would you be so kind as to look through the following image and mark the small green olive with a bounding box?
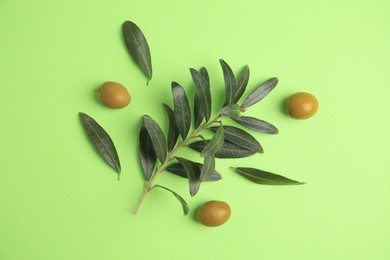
[197,200,231,227]
[286,92,319,119]
[97,81,131,109]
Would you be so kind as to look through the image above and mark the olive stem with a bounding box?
[133,114,225,215]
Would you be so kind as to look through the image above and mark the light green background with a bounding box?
[1,0,389,259]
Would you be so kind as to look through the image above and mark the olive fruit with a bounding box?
[286,92,319,119]
[197,200,231,227]
[97,81,131,109]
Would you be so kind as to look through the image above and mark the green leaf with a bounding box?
[163,103,179,152]
[200,125,225,158]
[232,167,305,185]
[210,126,263,153]
[219,104,241,119]
[233,65,250,104]
[143,115,167,163]
[154,185,189,215]
[139,120,157,181]
[193,93,204,129]
[220,59,237,105]
[232,116,278,134]
[190,68,212,122]
[79,112,121,177]
[200,67,210,88]
[200,155,215,182]
[122,21,152,84]
[241,77,278,109]
[189,140,256,158]
[176,157,201,196]
[166,163,222,182]
[172,82,191,139]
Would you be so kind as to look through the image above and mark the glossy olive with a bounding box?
[197,200,231,227]
[286,92,319,119]
[97,81,131,109]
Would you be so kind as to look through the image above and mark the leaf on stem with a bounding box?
[122,21,152,84]
[241,77,278,109]
[189,140,256,158]
[200,125,225,158]
[176,157,201,196]
[193,93,205,129]
[154,185,189,215]
[233,65,250,104]
[232,167,305,185]
[166,163,222,182]
[200,155,215,182]
[163,103,179,152]
[172,82,191,139]
[219,104,241,119]
[210,126,263,153]
[143,115,167,163]
[220,59,237,105]
[190,67,212,122]
[79,113,121,176]
[139,120,157,181]
[200,67,210,88]
[232,116,278,134]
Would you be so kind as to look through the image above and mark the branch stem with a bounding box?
[133,115,224,215]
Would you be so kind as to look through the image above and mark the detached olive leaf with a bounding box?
[190,68,212,122]
[143,115,167,163]
[233,65,250,104]
[176,157,201,196]
[232,167,305,185]
[166,163,222,182]
[219,104,241,119]
[154,185,189,215]
[172,82,191,139]
[139,120,157,181]
[193,93,204,128]
[241,77,278,109]
[220,59,236,105]
[232,116,279,134]
[163,103,179,152]
[200,155,215,182]
[79,112,121,177]
[189,140,256,158]
[210,126,263,153]
[200,125,225,158]
[122,21,152,84]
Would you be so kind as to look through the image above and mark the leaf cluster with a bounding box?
[139,59,304,215]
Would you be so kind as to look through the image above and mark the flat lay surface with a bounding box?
[1,0,389,259]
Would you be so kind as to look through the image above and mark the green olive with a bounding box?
[197,200,231,227]
[97,81,131,109]
[286,92,319,119]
